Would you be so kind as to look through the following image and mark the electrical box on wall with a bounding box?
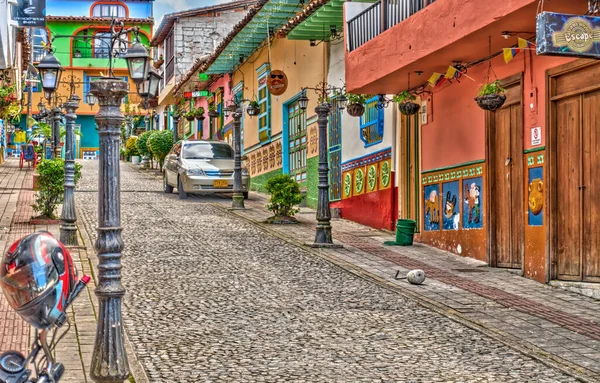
[529,87,538,114]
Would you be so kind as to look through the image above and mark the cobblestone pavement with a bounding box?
[72,161,584,382]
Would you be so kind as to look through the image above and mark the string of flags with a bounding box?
[503,37,535,64]
[425,38,535,89]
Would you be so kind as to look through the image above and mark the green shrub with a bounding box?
[265,174,303,218]
[33,159,82,219]
[136,130,153,157]
[147,131,173,171]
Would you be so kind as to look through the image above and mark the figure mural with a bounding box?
[463,177,483,229]
[528,167,544,226]
[423,184,440,231]
[442,181,460,230]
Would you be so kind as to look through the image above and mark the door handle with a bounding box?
[579,185,587,190]
[505,157,512,166]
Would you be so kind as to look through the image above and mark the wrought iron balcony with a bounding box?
[347,0,435,52]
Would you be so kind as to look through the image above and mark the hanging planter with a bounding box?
[184,110,195,122]
[207,105,219,118]
[246,101,260,117]
[345,93,370,117]
[194,107,205,120]
[393,91,420,116]
[475,80,506,111]
[346,103,365,117]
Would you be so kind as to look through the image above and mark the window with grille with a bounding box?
[92,3,126,18]
[84,74,128,104]
[359,96,384,147]
[257,64,270,144]
[287,101,307,182]
[328,99,343,201]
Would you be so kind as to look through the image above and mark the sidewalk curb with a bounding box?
[214,203,597,383]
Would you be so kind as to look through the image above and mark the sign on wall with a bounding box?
[531,127,542,146]
[183,90,211,99]
[12,0,46,26]
[537,12,600,58]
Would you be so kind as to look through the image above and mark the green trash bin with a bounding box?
[395,219,416,246]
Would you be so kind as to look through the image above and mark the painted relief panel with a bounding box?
[342,171,353,199]
[463,177,483,229]
[424,184,440,231]
[528,166,544,226]
[245,139,283,177]
[442,181,460,230]
[366,164,379,193]
[354,167,366,196]
[379,159,392,190]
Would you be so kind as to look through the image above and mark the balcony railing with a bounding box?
[347,0,434,52]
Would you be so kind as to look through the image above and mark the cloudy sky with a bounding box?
[154,0,227,27]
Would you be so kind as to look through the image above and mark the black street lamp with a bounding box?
[172,108,181,145]
[137,66,161,101]
[299,82,346,248]
[224,101,245,209]
[85,93,97,109]
[153,110,160,130]
[37,50,63,99]
[60,93,80,246]
[123,38,150,85]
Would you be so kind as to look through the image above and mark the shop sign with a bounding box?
[13,0,46,27]
[537,12,600,58]
[183,90,211,99]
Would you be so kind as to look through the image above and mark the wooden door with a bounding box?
[487,75,523,269]
[556,90,600,282]
[399,114,420,230]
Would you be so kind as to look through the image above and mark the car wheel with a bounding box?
[178,176,188,200]
[164,172,173,194]
[243,192,249,200]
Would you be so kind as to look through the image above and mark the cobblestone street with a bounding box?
[72,161,584,382]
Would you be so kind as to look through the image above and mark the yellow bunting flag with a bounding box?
[427,72,445,87]
[445,66,459,80]
[503,48,520,64]
[518,37,533,49]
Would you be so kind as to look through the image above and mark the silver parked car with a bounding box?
[163,140,250,199]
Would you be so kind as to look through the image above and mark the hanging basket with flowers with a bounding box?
[246,100,260,117]
[194,106,205,120]
[184,110,196,122]
[393,91,420,116]
[0,84,20,122]
[208,104,219,118]
[475,80,506,111]
[345,93,369,117]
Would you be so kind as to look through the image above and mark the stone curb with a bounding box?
[214,203,597,383]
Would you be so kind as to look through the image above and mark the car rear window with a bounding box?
[182,143,234,159]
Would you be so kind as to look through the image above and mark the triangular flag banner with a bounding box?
[503,48,520,64]
[518,37,533,49]
[428,72,445,87]
[445,66,459,80]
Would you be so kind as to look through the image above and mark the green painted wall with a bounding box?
[250,168,283,193]
[46,21,151,69]
[306,156,319,209]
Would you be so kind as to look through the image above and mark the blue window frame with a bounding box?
[328,99,343,201]
[256,64,270,145]
[359,96,384,147]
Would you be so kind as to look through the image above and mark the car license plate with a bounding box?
[213,180,228,188]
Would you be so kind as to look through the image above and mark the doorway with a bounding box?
[549,60,600,282]
[398,113,420,230]
[486,74,524,269]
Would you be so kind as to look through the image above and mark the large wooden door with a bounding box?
[487,75,523,269]
[555,90,600,282]
[399,114,420,230]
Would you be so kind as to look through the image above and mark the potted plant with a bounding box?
[208,104,219,118]
[246,100,260,117]
[154,54,164,68]
[393,91,420,115]
[194,106,205,120]
[345,93,368,117]
[264,174,304,224]
[184,109,196,122]
[475,80,506,111]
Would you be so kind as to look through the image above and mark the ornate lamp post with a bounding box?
[88,19,149,383]
[298,83,347,247]
[172,107,181,145]
[37,49,63,159]
[224,102,245,209]
[60,93,80,245]
[153,110,160,130]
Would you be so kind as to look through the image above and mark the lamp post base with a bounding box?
[141,155,150,169]
[231,193,245,209]
[59,223,78,246]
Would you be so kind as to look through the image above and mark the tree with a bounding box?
[33,159,82,219]
[136,130,153,157]
[125,136,139,159]
[147,131,173,171]
[265,175,303,222]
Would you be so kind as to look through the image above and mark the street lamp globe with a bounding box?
[70,94,81,108]
[37,101,46,114]
[37,50,63,97]
[124,41,150,85]
[85,93,97,107]
[298,93,309,111]
[147,67,162,98]
[338,93,348,110]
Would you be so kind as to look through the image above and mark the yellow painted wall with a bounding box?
[232,38,326,153]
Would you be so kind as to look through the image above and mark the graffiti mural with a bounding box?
[528,167,543,226]
[442,181,460,230]
[463,177,483,229]
[424,184,440,231]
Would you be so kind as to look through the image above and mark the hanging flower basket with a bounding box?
[246,105,260,117]
[198,116,205,121]
[399,102,420,116]
[475,93,506,111]
[153,59,164,68]
[346,103,365,117]
[208,110,220,118]
[185,115,195,122]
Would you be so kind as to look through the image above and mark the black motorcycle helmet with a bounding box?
[0,232,78,330]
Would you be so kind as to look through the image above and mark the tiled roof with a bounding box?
[150,0,258,47]
[45,16,154,24]
[278,0,329,36]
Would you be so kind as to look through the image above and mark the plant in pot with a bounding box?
[184,109,196,122]
[246,100,260,117]
[475,80,506,111]
[194,106,205,120]
[393,91,420,116]
[345,93,369,117]
[154,54,164,68]
[264,174,303,224]
[208,104,219,118]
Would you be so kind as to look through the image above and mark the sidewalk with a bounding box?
[212,191,600,382]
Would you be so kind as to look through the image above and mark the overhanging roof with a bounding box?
[203,0,303,74]
[282,0,375,41]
